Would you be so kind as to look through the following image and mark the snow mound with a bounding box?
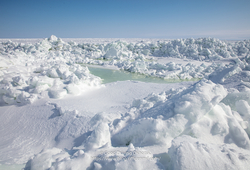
[111,80,229,147]
[24,78,250,169]
[168,135,250,170]
[0,36,102,105]
[24,144,164,170]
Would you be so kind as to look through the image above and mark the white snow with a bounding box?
[0,35,250,170]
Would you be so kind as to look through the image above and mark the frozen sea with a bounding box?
[0,36,250,170]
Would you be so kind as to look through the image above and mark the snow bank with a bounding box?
[24,144,164,170]
[24,79,250,169]
[111,80,228,147]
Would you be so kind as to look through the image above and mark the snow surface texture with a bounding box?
[1,36,250,170]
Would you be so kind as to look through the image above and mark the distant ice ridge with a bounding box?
[24,79,250,170]
[0,35,250,105]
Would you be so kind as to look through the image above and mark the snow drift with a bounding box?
[23,79,250,170]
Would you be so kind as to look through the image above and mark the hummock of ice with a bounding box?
[1,36,250,170]
[0,35,102,105]
[1,35,250,105]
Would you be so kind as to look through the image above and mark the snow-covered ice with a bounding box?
[0,35,250,170]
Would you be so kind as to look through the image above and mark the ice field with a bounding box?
[0,35,250,169]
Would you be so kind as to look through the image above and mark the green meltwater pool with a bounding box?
[0,164,25,170]
[87,66,186,84]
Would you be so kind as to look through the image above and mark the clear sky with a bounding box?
[0,0,250,39]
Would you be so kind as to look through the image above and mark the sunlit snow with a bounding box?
[0,35,250,170]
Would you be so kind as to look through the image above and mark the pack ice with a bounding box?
[0,35,250,170]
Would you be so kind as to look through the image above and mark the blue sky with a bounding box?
[0,0,250,39]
